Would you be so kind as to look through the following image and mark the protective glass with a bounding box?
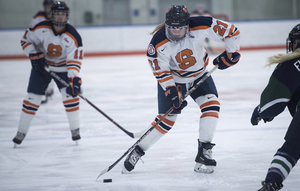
[165,24,189,43]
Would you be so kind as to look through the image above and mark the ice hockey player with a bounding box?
[122,5,240,174]
[30,0,56,104]
[13,1,83,147]
[251,23,300,191]
[29,0,54,28]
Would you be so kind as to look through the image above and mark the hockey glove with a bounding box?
[29,51,52,80]
[251,105,273,126]
[29,51,48,71]
[165,86,187,110]
[66,77,82,97]
[213,50,241,70]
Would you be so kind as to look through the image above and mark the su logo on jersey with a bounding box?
[64,37,69,43]
[147,44,156,56]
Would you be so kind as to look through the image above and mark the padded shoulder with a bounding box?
[64,24,83,47]
[147,26,169,57]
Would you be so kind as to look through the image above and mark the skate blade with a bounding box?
[41,96,48,104]
[121,166,131,174]
[194,163,215,173]
[14,143,18,148]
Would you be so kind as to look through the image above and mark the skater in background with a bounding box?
[13,1,83,146]
[190,3,214,54]
[122,5,240,174]
[251,23,300,191]
[29,0,54,28]
[30,0,55,104]
[190,3,212,17]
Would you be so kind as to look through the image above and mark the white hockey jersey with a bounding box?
[147,16,240,90]
[21,21,83,78]
[29,11,49,28]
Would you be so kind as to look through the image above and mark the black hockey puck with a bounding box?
[103,179,112,183]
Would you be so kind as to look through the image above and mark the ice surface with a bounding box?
[0,49,299,191]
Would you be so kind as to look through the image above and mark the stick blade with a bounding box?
[96,168,108,181]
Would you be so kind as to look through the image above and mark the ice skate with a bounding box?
[194,140,216,173]
[71,128,81,145]
[122,145,145,173]
[41,89,54,104]
[12,132,26,148]
[257,181,283,191]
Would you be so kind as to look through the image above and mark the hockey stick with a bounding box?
[96,65,218,180]
[44,67,145,138]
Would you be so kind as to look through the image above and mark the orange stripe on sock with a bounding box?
[155,125,168,134]
[63,98,80,104]
[200,100,220,109]
[162,117,175,126]
[23,100,39,108]
[65,107,79,112]
[200,112,219,118]
[22,108,36,115]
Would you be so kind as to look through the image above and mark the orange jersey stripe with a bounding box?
[225,25,240,39]
[155,39,169,50]
[67,60,82,65]
[191,71,202,78]
[189,26,210,31]
[65,32,78,48]
[47,60,66,66]
[34,15,45,19]
[153,71,170,76]
[176,70,202,77]
[227,25,235,37]
[228,30,240,38]
[203,52,209,67]
[157,76,173,84]
[31,25,52,32]
[22,42,32,50]
[67,67,80,73]
[204,59,209,67]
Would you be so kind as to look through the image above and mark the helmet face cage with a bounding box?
[287,24,300,53]
[165,25,189,43]
[51,1,69,27]
[165,5,190,42]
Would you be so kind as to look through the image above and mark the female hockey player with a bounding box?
[251,24,300,191]
[122,5,241,174]
[29,0,55,104]
[13,1,83,147]
[30,0,54,28]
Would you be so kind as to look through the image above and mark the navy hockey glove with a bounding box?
[213,50,241,70]
[66,77,82,97]
[29,51,52,80]
[165,86,187,110]
[29,51,48,71]
[251,105,273,126]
